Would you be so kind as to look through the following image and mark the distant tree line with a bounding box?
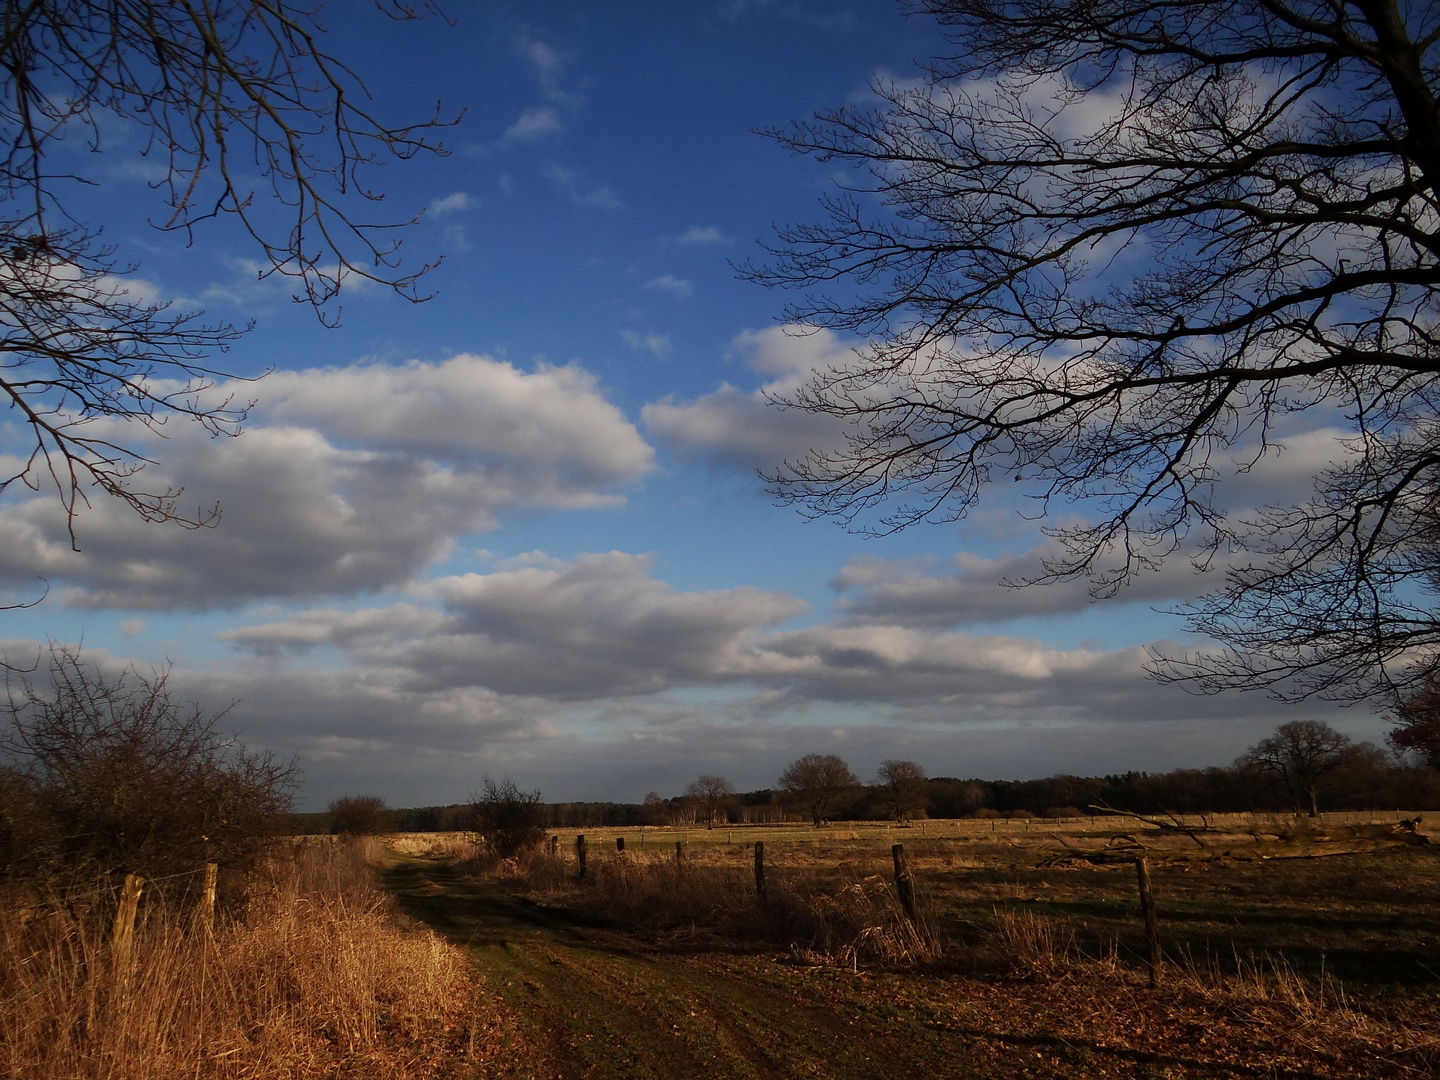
[317,719,1440,837]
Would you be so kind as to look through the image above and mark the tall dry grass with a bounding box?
[489,845,943,969]
[0,838,496,1079]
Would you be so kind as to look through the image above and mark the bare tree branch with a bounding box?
[747,0,1440,703]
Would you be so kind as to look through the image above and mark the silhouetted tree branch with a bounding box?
[0,1,453,546]
[748,0,1440,704]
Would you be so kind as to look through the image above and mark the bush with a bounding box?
[329,795,394,835]
[0,645,296,882]
[471,777,545,858]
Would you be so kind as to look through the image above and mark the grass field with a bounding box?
[388,812,1440,1077]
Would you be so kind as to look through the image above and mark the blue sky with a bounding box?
[0,1,1385,809]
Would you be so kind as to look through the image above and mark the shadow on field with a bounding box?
[379,854,1383,1080]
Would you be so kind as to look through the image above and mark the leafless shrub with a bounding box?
[328,794,395,835]
[471,777,546,858]
[1,645,296,886]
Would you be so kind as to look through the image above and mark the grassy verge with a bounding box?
[1,838,516,1079]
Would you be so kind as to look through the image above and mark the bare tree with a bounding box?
[876,758,928,823]
[779,753,858,826]
[0,1,452,551]
[747,0,1440,704]
[1388,677,1440,768]
[641,790,670,826]
[1239,719,1354,817]
[471,776,546,858]
[683,774,736,829]
[0,644,296,881]
[328,795,394,835]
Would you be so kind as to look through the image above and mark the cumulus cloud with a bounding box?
[224,551,808,697]
[831,543,1223,627]
[211,548,1213,722]
[0,355,654,609]
[8,628,1365,808]
[642,325,854,471]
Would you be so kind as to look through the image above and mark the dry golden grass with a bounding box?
[0,838,514,1080]
[483,843,943,969]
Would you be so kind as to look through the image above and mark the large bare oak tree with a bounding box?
[748,0,1440,706]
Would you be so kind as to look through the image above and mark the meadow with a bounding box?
[6,814,1435,1078]
[388,811,1440,1077]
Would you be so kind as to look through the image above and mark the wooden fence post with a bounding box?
[111,873,144,980]
[1135,857,1162,988]
[675,840,684,864]
[753,841,766,903]
[200,862,218,935]
[548,835,559,856]
[576,834,587,881]
[616,836,625,852]
[891,844,916,921]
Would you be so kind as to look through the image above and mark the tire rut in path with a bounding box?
[385,858,1298,1080]
[384,858,955,1080]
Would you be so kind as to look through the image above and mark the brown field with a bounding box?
[7,815,1435,1078]
[388,812,1440,1078]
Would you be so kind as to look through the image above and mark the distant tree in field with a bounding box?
[780,753,859,826]
[641,791,669,826]
[683,775,736,829]
[1239,720,1354,818]
[876,759,928,823]
[471,776,546,858]
[1389,679,1440,769]
[0,644,295,882]
[328,795,393,835]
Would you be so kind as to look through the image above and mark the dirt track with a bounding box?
[384,856,1392,1080]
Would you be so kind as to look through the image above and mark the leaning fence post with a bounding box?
[891,843,916,921]
[111,873,144,985]
[576,834,587,880]
[1135,856,1162,988]
[200,862,218,935]
[753,841,766,904]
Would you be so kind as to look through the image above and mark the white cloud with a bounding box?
[209,548,1205,719]
[831,543,1223,627]
[517,33,572,104]
[429,192,471,215]
[0,355,654,609]
[226,551,808,697]
[542,163,622,209]
[675,226,727,245]
[505,105,564,141]
[643,274,693,297]
[622,330,672,358]
[38,630,1372,808]
[263,354,652,486]
[642,325,854,471]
